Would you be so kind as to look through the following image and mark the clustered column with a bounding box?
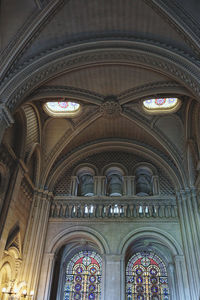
[176,188,200,300]
[20,190,52,297]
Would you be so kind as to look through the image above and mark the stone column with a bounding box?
[70,176,78,195]
[152,175,159,195]
[96,176,106,196]
[128,176,135,196]
[176,190,200,300]
[174,255,191,300]
[37,252,55,300]
[167,263,176,300]
[20,190,52,297]
[0,104,15,245]
[123,176,128,196]
[0,104,14,144]
[104,254,121,300]
[0,160,26,255]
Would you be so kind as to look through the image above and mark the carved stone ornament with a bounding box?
[100,97,122,119]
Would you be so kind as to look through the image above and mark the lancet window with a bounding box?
[64,250,102,300]
[126,251,170,300]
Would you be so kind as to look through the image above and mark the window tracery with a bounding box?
[64,250,102,300]
[126,251,170,300]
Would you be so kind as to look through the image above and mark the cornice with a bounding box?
[54,195,176,202]
[49,217,179,224]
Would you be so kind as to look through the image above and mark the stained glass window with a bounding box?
[44,101,80,117]
[143,98,180,113]
[64,250,102,300]
[126,251,170,300]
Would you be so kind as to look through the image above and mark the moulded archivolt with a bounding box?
[142,97,181,114]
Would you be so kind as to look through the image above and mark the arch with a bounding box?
[120,228,184,300]
[2,0,200,85]
[133,163,158,196]
[133,162,158,177]
[48,226,110,256]
[119,227,183,257]
[102,163,128,176]
[125,250,170,299]
[75,166,96,197]
[2,41,200,114]
[103,165,125,197]
[47,140,182,191]
[73,163,98,177]
[57,247,103,300]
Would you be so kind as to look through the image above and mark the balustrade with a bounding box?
[50,197,178,219]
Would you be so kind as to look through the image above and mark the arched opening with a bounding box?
[63,249,102,300]
[50,244,103,300]
[121,229,184,300]
[134,166,153,196]
[105,166,124,196]
[76,167,95,197]
[47,228,108,300]
[126,251,170,300]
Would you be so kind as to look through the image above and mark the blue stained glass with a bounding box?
[126,252,170,300]
[64,251,102,300]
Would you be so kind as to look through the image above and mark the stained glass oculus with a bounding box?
[143,98,180,113]
[126,251,170,300]
[64,250,102,300]
[44,101,80,117]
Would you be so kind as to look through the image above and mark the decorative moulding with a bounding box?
[2,42,200,112]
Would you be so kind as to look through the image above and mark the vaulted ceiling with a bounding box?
[1,0,200,191]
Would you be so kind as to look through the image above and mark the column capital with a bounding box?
[34,189,53,202]
[174,255,184,263]
[167,262,175,273]
[104,254,122,262]
[45,252,56,260]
